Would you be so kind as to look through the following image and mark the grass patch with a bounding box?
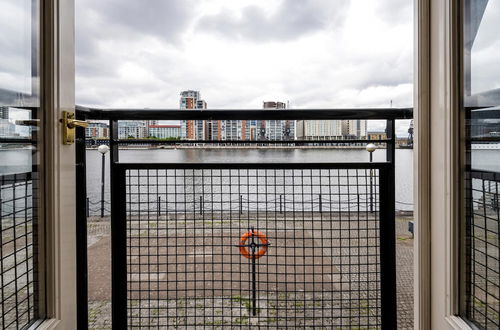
[232,295,260,314]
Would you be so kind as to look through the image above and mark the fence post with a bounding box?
[86,198,90,217]
[379,120,397,329]
[319,194,322,213]
[157,196,161,217]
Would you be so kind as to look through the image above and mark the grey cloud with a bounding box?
[197,0,348,42]
[76,0,196,91]
[75,0,414,110]
[374,0,413,24]
[78,0,194,42]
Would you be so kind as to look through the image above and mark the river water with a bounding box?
[83,148,415,213]
[2,147,499,214]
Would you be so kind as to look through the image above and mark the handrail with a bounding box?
[115,161,391,169]
[76,105,413,120]
[88,138,393,145]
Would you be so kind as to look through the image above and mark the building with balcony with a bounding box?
[261,101,295,141]
[296,120,344,140]
[368,130,388,141]
[85,121,109,139]
[147,124,181,139]
[342,119,367,138]
[118,120,147,139]
[180,90,208,140]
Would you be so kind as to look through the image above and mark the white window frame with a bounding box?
[414,0,473,329]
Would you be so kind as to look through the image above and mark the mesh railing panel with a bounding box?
[124,167,382,328]
[466,171,500,329]
[0,173,38,330]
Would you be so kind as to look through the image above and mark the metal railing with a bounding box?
[464,108,500,329]
[76,106,410,329]
[0,172,39,330]
[465,170,500,329]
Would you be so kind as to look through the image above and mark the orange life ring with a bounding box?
[238,230,269,259]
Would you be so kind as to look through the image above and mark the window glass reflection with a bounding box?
[0,0,39,107]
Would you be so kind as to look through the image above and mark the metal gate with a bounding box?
[110,162,395,328]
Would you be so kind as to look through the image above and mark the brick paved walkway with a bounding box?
[87,216,414,329]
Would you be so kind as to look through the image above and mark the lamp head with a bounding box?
[366,143,377,153]
[98,145,110,154]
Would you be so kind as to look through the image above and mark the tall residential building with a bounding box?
[180,90,207,140]
[85,121,109,139]
[342,120,367,138]
[261,101,295,140]
[244,120,259,140]
[0,106,9,120]
[0,106,16,137]
[118,121,148,139]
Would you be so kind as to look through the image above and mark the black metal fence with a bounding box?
[466,170,500,329]
[76,107,406,329]
[108,162,395,328]
[0,172,38,330]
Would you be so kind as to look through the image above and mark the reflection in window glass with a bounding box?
[463,1,500,329]
[0,0,39,107]
[0,0,42,328]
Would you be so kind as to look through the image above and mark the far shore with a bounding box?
[85,145,401,150]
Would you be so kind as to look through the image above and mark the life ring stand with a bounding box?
[238,229,269,259]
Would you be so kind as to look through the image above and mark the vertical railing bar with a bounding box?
[379,160,397,328]
[86,197,90,218]
[319,193,322,213]
[158,196,161,217]
[110,120,127,329]
[75,111,89,330]
[0,197,4,328]
[463,108,473,318]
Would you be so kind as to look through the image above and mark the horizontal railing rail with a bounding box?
[76,105,413,120]
[86,138,394,145]
[116,162,390,170]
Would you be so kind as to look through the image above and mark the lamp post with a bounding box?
[98,145,109,218]
[366,143,377,213]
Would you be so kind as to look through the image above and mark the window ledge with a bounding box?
[29,319,60,330]
[446,316,474,330]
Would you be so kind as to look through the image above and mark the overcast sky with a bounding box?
[2,0,499,136]
[75,0,413,107]
[74,0,415,134]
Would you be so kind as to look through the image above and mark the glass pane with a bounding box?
[0,0,42,328]
[0,0,39,107]
[463,1,500,329]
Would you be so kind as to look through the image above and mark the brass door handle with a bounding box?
[67,119,89,128]
[61,111,88,145]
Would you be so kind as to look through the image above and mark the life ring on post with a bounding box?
[238,230,269,259]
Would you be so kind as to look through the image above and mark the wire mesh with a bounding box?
[466,170,500,329]
[124,166,383,328]
[0,172,38,330]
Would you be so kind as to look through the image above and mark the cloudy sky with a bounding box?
[75,0,414,111]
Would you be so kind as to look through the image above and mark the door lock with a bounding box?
[60,111,89,145]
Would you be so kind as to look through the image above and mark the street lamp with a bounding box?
[366,143,377,213]
[98,145,109,218]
